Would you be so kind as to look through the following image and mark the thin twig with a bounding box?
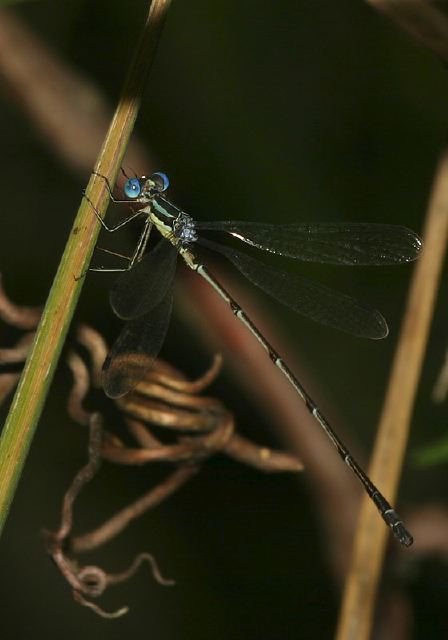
[336,143,448,640]
[224,432,304,473]
[0,274,41,329]
[75,324,109,389]
[0,0,173,538]
[0,7,433,611]
[0,374,20,405]
[45,414,175,618]
[72,466,199,553]
[116,395,222,432]
[66,351,92,426]
[0,7,351,576]
[100,412,234,465]
[48,413,103,543]
[0,333,35,366]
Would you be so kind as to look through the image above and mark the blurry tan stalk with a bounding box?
[0,0,172,537]
[336,141,448,639]
[0,4,446,636]
[334,2,448,638]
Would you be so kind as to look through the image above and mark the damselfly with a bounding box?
[89,170,421,546]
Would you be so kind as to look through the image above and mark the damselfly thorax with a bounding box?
[87,169,421,547]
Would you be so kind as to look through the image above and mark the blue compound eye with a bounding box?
[150,172,170,192]
[124,178,141,199]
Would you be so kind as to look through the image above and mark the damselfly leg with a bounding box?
[87,170,421,546]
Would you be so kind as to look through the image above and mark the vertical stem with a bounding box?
[0,0,172,537]
[336,145,448,639]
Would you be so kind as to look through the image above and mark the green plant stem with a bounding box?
[0,0,172,538]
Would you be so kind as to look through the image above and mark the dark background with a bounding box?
[0,0,447,638]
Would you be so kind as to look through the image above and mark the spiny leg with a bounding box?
[84,174,153,268]
[129,218,153,268]
[83,190,144,233]
[92,171,135,205]
[89,247,133,273]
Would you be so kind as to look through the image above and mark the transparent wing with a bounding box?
[195,221,422,266]
[102,290,174,398]
[110,239,178,320]
[198,238,388,339]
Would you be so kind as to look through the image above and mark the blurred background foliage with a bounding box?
[0,0,447,638]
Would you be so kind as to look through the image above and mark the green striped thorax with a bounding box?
[123,172,197,247]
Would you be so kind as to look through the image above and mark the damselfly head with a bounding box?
[123,172,170,202]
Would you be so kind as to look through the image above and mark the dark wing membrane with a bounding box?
[198,238,388,339]
[103,290,174,398]
[195,221,422,266]
[110,239,178,320]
